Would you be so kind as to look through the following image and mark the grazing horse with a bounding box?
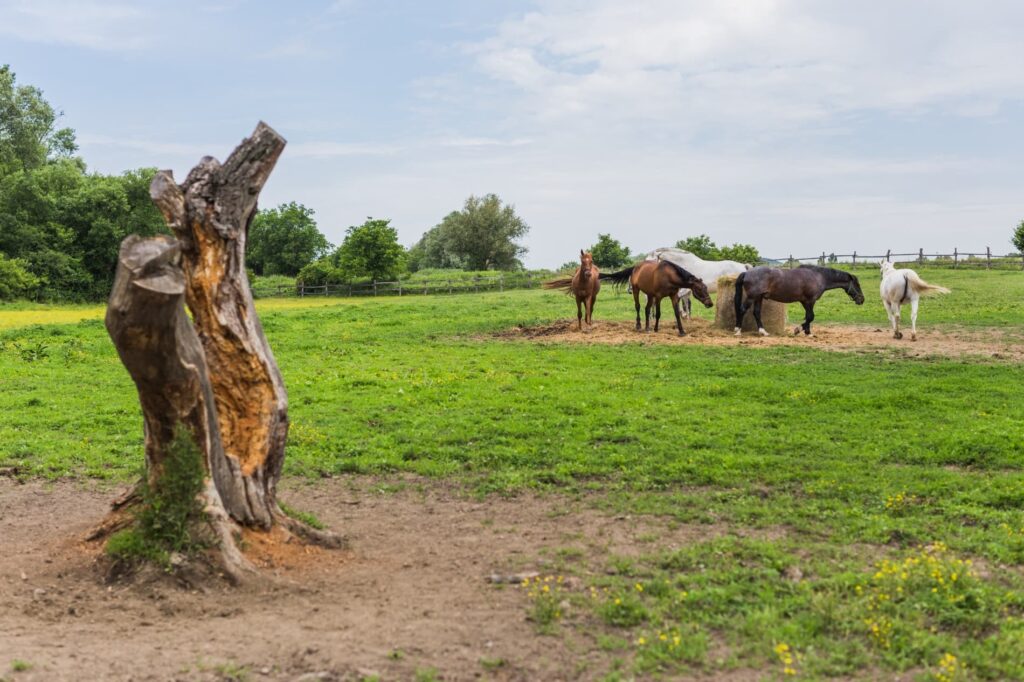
[734,265,864,337]
[600,260,713,336]
[644,247,752,318]
[543,250,601,331]
[879,260,950,341]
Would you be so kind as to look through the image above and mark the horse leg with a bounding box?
[910,296,919,341]
[734,291,753,336]
[586,293,595,328]
[681,290,691,319]
[753,297,769,336]
[633,288,641,331]
[576,297,583,331]
[893,302,903,339]
[671,293,686,336]
[644,295,653,332]
[654,297,662,332]
[803,302,815,336]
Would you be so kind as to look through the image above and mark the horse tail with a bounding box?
[733,270,746,324]
[598,265,635,287]
[542,276,575,293]
[905,271,951,296]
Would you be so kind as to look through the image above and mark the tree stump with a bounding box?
[93,123,341,582]
[714,274,787,335]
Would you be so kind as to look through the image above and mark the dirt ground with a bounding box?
[0,477,763,682]
[493,318,1024,361]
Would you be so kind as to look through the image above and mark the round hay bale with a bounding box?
[714,274,787,335]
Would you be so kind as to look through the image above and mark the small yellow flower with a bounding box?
[634,583,644,592]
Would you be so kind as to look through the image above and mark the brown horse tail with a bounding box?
[598,265,634,287]
[542,277,575,292]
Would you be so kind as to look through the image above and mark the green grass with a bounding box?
[2,268,1024,678]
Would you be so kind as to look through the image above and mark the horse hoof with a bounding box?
[911,334,917,342]
[793,326,802,335]
[734,328,742,337]
[758,328,770,337]
[894,332,903,340]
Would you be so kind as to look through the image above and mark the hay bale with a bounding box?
[714,274,787,335]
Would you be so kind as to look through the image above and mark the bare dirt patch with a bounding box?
[0,477,761,681]
[493,318,1024,361]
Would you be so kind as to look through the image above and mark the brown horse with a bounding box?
[600,260,713,335]
[543,250,601,330]
[733,265,865,336]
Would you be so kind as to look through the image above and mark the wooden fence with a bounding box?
[768,248,1024,270]
[251,248,1023,299]
[251,272,544,299]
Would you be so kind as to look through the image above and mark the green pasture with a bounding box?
[2,266,1024,679]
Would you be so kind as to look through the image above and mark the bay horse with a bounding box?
[543,250,601,330]
[734,265,865,337]
[600,260,713,336]
[879,260,950,341]
[644,247,752,318]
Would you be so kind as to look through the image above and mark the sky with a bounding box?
[2,0,1022,268]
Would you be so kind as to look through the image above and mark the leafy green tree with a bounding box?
[674,234,717,260]
[335,218,406,281]
[407,225,463,272]
[0,253,39,300]
[1012,219,1024,255]
[432,194,529,270]
[588,233,632,269]
[248,202,331,276]
[716,243,760,264]
[0,64,77,177]
[296,258,345,286]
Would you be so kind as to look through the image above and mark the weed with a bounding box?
[278,501,326,530]
[10,661,30,672]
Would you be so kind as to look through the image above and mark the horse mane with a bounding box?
[797,264,853,285]
[660,258,698,285]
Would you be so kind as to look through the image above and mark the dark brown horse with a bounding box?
[733,265,865,336]
[543,250,601,330]
[600,260,713,335]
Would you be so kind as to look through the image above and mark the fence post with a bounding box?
[919,248,924,265]
[987,247,992,270]
[820,251,825,266]
[398,280,402,296]
[788,254,793,269]
[499,274,504,292]
[954,248,958,269]
[885,248,891,262]
[527,273,533,288]
[852,251,857,267]
[373,280,378,296]
[448,279,452,295]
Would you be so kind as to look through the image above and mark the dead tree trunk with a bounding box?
[95,123,340,581]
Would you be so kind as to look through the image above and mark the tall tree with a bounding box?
[335,218,406,281]
[247,202,331,276]
[589,233,632,268]
[434,194,529,270]
[675,234,717,260]
[1012,219,1024,255]
[0,64,77,177]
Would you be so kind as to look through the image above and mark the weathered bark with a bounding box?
[103,235,253,580]
[149,122,288,529]
[94,123,340,581]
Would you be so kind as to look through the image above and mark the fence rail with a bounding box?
[768,247,1024,270]
[251,272,544,299]
[251,247,1024,300]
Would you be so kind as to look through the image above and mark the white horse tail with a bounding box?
[905,271,950,296]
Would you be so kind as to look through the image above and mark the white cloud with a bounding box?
[0,0,153,50]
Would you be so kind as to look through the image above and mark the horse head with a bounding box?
[690,278,714,308]
[579,250,594,278]
[846,274,865,305]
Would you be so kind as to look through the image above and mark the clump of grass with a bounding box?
[10,660,31,672]
[106,424,205,567]
[278,501,325,530]
[521,575,566,632]
[634,626,708,672]
[596,589,648,628]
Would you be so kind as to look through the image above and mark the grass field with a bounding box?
[2,266,1024,680]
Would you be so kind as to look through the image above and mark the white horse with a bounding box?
[879,260,950,341]
[644,247,752,317]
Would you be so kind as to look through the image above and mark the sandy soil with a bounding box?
[492,319,1024,361]
[0,477,764,682]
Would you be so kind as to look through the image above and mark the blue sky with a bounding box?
[2,0,1022,267]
